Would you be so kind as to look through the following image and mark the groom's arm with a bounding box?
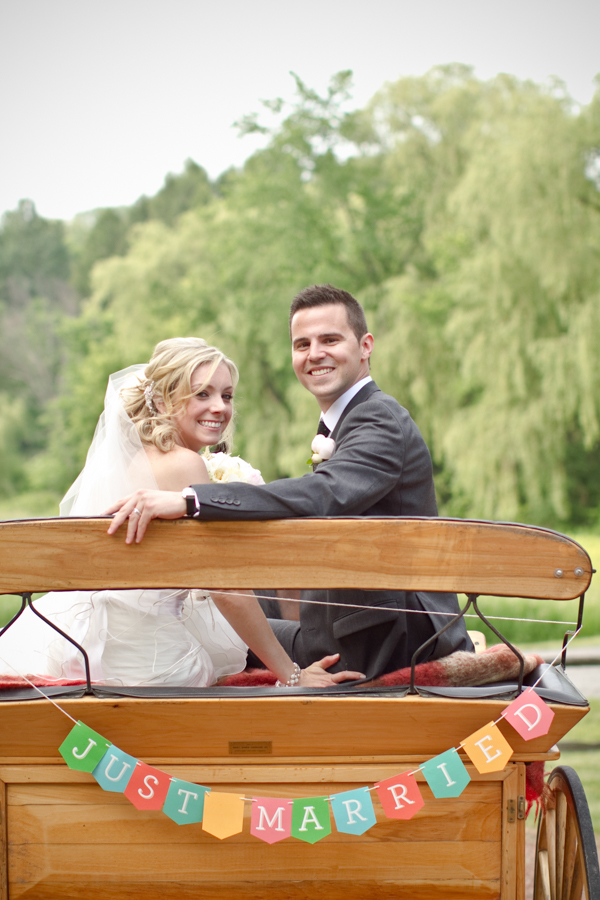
[107,394,434,540]
[192,395,433,520]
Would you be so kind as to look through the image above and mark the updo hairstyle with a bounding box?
[121,337,239,453]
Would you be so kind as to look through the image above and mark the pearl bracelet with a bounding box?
[275,662,302,687]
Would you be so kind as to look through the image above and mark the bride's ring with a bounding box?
[131,507,142,517]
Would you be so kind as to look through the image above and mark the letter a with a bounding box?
[300,806,323,831]
[291,796,331,843]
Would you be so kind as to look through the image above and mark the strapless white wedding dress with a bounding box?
[0,365,247,687]
[0,588,247,686]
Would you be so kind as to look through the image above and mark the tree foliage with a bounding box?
[2,68,600,527]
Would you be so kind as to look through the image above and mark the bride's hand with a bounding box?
[299,654,364,687]
[105,489,186,543]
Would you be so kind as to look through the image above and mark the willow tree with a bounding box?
[31,69,600,528]
[370,72,600,524]
[42,71,424,487]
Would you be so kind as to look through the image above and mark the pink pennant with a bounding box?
[503,688,555,741]
[251,797,292,844]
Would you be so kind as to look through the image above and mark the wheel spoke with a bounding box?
[547,807,557,900]
[569,856,584,900]
[537,849,552,900]
[533,767,599,900]
[556,790,567,895]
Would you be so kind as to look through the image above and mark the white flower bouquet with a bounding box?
[203,452,264,486]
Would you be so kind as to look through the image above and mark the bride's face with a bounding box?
[173,362,234,451]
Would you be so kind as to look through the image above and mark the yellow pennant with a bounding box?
[461,722,513,773]
[202,791,245,839]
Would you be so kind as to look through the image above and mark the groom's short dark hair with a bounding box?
[289,284,369,344]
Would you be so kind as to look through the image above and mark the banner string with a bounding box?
[223,590,579,627]
[0,626,584,820]
[371,625,586,781]
[0,653,78,723]
[0,592,585,789]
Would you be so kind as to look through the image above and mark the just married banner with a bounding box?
[57,687,554,843]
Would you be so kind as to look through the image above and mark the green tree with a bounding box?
[371,73,600,524]
[70,160,215,297]
[13,69,600,531]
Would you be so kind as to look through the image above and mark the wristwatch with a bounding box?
[181,487,200,518]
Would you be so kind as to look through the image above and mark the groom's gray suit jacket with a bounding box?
[191,382,472,678]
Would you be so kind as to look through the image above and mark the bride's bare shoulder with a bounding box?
[144,444,209,491]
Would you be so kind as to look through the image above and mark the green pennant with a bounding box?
[291,796,331,844]
[59,721,111,772]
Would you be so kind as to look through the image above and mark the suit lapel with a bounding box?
[331,381,380,440]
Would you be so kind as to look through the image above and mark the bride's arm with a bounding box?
[143,447,363,686]
[209,590,364,687]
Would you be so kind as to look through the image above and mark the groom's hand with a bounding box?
[105,489,186,543]
[300,654,364,687]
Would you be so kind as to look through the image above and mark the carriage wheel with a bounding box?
[534,766,600,900]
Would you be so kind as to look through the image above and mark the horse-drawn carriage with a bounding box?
[0,516,598,898]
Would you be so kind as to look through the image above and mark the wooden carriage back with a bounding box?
[0,517,594,900]
[0,516,592,597]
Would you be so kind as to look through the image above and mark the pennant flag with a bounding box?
[330,787,376,835]
[163,779,210,825]
[93,745,137,792]
[291,797,331,844]
[461,722,513,773]
[376,772,424,820]
[202,791,245,839]
[251,797,292,844]
[421,749,470,798]
[59,721,111,773]
[503,688,555,741]
[123,762,171,810]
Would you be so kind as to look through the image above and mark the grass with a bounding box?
[560,697,600,836]
[0,491,61,521]
[523,698,600,835]
[462,531,600,648]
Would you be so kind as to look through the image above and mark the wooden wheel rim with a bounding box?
[534,766,600,900]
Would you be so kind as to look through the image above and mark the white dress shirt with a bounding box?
[320,376,372,434]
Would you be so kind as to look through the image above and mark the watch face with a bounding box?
[182,489,198,517]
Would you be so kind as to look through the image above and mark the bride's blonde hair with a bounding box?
[121,337,239,453]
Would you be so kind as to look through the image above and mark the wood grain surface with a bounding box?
[0,695,587,760]
[0,516,592,598]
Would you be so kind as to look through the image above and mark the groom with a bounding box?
[108,284,472,678]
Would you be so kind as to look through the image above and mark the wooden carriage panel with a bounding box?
[0,777,7,900]
[4,762,519,900]
[0,696,587,762]
[0,517,592,897]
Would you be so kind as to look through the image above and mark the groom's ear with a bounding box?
[360,333,374,361]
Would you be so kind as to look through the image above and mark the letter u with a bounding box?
[103,754,132,783]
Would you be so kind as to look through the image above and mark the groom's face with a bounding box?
[291,304,373,411]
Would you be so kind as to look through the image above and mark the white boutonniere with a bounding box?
[308,434,336,467]
[203,452,264,485]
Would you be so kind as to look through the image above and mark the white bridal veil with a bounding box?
[0,366,247,686]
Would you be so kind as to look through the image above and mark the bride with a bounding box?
[0,337,360,688]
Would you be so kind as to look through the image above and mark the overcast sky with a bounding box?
[1,0,598,221]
